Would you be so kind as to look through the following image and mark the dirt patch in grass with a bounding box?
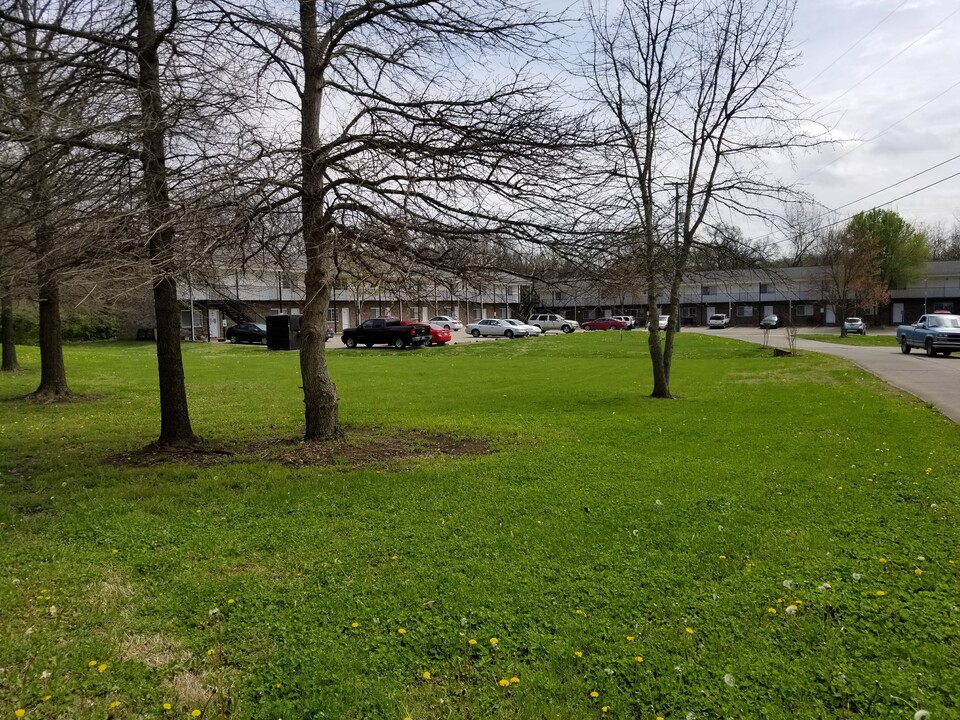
[120,633,192,668]
[104,428,489,470]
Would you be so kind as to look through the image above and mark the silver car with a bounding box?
[503,319,542,336]
[467,318,528,338]
[527,313,579,333]
[843,317,866,335]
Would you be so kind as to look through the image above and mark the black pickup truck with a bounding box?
[341,317,431,349]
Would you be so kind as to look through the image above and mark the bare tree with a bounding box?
[818,226,887,337]
[215,0,585,440]
[585,0,818,397]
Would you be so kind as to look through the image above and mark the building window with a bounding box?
[760,283,775,294]
[794,304,814,316]
[552,291,562,303]
[326,308,337,322]
[270,308,283,315]
[736,306,754,318]
[701,285,715,295]
[681,307,696,318]
[180,309,201,328]
[370,307,381,318]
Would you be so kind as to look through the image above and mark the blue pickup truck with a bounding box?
[896,314,960,356]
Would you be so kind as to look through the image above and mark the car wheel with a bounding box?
[261,337,268,345]
[393,338,405,349]
[471,329,481,338]
[900,338,911,354]
[426,337,433,346]
[925,339,936,357]
[561,325,573,333]
[345,337,357,349]
[504,329,514,339]
[228,335,238,344]
[444,324,450,330]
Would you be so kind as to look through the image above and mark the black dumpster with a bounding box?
[266,314,300,351]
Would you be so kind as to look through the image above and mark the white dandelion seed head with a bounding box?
[208,608,220,616]
[632,529,639,537]
[675,664,683,674]
[40,670,51,680]
[913,710,930,720]
[785,605,798,615]
[686,713,697,720]
[782,579,794,590]
[916,556,926,562]
[605,668,615,676]
[852,572,862,581]
[656,499,663,506]
[724,673,736,687]
[12,578,20,585]
[718,525,724,532]
[460,617,468,627]
[931,503,938,508]
[818,583,832,592]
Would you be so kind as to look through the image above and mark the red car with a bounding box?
[401,320,451,346]
[581,318,629,331]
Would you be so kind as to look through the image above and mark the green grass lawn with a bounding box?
[796,333,899,347]
[1,335,959,719]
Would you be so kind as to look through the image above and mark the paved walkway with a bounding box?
[691,327,960,423]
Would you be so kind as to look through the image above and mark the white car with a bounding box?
[503,319,541,336]
[467,318,528,338]
[707,313,731,329]
[429,316,463,331]
[657,315,670,331]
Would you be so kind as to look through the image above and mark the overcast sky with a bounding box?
[544,0,960,238]
[785,0,960,231]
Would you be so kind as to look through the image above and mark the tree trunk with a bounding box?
[1,290,20,373]
[135,0,197,448]
[647,286,671,398]
[31,244,70,398]
[298,0,341,441]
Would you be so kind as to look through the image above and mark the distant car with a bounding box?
[226,322,268,344]
[503,319,541,336]
[429,316,463,331]
[843,317,866,335]
[467,318,528,338]
[610,315,636,329]
[582,317,629,331]
[401,320,451,345]
[759,314,782,329]
[527,313,579,333]
[707,313,731,329]
[657,315,670,331]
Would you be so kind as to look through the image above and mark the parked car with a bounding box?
[657,315,670,331]
[707,313,731,329]
[503,319,541,336]
[467,318,528,338]
[527,313,580,333]
[401,320,451,345]
[759,314,782,329]
[582,317,629,331]
[897,313,960,356]
[342,317,431,349]
[226,322,268,344]
[843,317,866,335]
[610,315,636,329]
[429,316,463,331]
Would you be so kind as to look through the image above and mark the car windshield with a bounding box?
[762,316,776,323]
[932,316,960,328]
[845,318,861,323]
[709,315,723,320]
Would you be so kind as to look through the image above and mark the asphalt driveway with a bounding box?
[693,327,960,423]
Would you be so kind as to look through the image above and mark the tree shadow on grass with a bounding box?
[104,428,489,470]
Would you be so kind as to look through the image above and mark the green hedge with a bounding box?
[12,309,117,344]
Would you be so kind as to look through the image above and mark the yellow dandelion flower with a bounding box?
[41,697,50,703]
[768,607,777,614]
[351,622,359,628]
[879,557,887,563]
[626,635,635,641]
[498,678,510,687]
[575,609,584,615]
[88,660,98,667]
[635,656,643,663]
[111,549,119,554]
[390,555,399,561]
[97,663,108,673]
[602,707,609,713]
[926,467,933,475]
[163,703,172,710]
[227,598,235,605]
[510,676,520,684]
[110,701,121,708]
[191,710,201,718]
[206,649,214,656]
[876,590,886,596]
[590,690,599,698]
[422,671,431,680]
[15,710,25,719]
[398,628,407,635]
[275,684,281,689]
[574,651,583,658]
[490,637,499,645]
[915,568,923,576]
[468,638,477,646]
[685,627,694,635]
[657,716,665,720]
[719,555,726,559]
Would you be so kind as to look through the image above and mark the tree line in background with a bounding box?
[0,0,949,446]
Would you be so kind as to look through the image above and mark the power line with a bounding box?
[799,0,909,93]
[829,153,960,213]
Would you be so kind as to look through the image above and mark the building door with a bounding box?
[341,307,350,329]
[763,305,773,317]
[208,309,221,340]
[892,303,904,324]
[826,305,836,324]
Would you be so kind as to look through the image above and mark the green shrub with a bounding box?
[11,308,116,343]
